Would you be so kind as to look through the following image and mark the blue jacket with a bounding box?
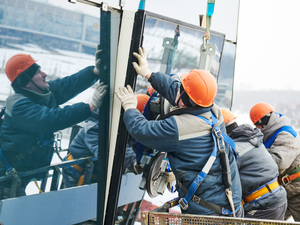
[229,124,287,212]
[123,72,242,215]
[0,66,98,175]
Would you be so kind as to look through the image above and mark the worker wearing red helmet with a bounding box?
[0,47,107,199]
[115,47,243,217]
[250,102,300,221]
[222,109,287,220]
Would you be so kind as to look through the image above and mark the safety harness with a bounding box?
[242,177,280,205]
[264,125,297,149]
[178,110,239,216]
[263,121,299,186]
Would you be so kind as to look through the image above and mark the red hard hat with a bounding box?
[181,69,217,107]
[250,102,274,124]
[136,94,150,113]
[5,54,37,83]
[221,109,237,125]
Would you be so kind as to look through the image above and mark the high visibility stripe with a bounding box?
[243,178,280,203]
[179,130,211,141]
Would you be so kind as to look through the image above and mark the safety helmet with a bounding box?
[136,94,150,113]
[250,102,274,124]
[221,109,237,126]
[5,53,37,83]
[181,69,217,107]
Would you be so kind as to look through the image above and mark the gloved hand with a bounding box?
[165,171,177,193]
[115,85,137,111]
[91,82,108,109]
[132,47,151,78]
[94,44,102,75]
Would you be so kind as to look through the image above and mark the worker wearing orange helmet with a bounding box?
[115,47,243,217]
[0,47,107,199]
[222,109,287,220]
[250,102,300,221]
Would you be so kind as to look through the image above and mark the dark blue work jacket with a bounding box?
[0,66,98,176]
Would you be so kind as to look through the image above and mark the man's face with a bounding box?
[175,89,186,108]
[26,68,49,93]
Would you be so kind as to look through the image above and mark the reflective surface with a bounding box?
[0,1,237,224]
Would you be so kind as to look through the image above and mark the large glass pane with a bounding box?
[136,12,225,90]
[215,41,236,109]
[0,0,104,208]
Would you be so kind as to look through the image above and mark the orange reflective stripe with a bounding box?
[244,180,280,203]
[67,153,84,173]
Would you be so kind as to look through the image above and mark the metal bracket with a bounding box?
[199,43,216,71]
[101,2,108,11]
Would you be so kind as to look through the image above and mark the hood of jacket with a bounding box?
[262,112,291,141]
[229,123,263,148]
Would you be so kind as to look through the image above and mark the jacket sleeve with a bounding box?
[83,124,99,157]
[269,131,300,175]
[11,98,91,132]
[123,108,179,152]
[148,72,180,106]
[48,66,99,105]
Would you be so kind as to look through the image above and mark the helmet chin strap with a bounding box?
[25,74,46,93]
[176,90,186,106]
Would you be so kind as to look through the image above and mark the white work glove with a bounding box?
[91,82,108,109]
[115,85,138,111]
[165,171,177,193]
[94,44,102,75]
[132,47,151,78]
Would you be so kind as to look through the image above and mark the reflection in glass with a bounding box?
[0,0,100,194]
[143,15,224,76]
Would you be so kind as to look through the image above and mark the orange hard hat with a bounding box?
[5,53,37,83]
[181,69,217,107]
[250,102,274,124]
[136,94,150,113]
[221,109,237,125]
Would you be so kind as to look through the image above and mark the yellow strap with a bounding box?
[77,175,85,186]
[34,180,43,193]
[67,154,84,173]
[244,180,279,203]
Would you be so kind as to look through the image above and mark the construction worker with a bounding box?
[115,47,243,217]
[222,109,287,220]
[250,102,300,221]
[62,94,149,188]
[0,47,107,199]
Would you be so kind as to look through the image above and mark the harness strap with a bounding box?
[177,180,240,215]
[264,125,297,148]
[178,112,218,210]
[67,154,84,173]
[243,177,280,204]
[278,165,300,186]
[179,110,237,216]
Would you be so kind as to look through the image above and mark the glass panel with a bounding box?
[215,41,236,109]
[115,11,227,224]
[0,0,107,195]
[136,13,225,91]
